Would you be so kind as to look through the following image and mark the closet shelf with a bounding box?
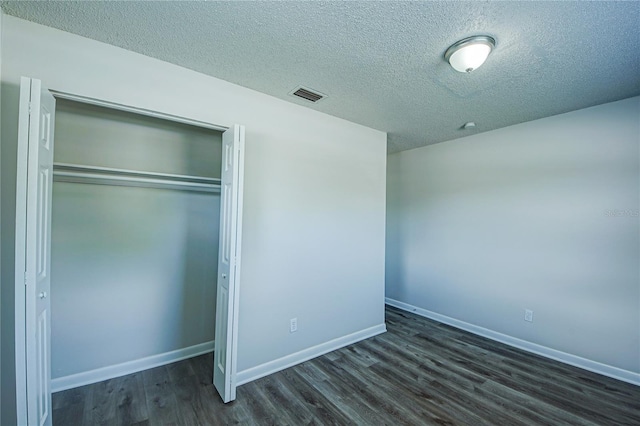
[53,163,221,193]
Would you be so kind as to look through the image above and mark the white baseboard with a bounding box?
[52,341,214,393]
[236,324,387,386]
[385,298,640,387]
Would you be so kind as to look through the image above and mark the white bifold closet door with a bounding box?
[16,77,56,426]
[214,124,245,403]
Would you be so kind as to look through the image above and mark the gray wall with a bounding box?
[386,97,640,374]
[1,15,386,424]
[51,100,221,379]
[54,99,222,177]
[1,77,20,426]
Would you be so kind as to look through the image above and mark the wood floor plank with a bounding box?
[242,381,282,425]
[413,331,630,425]
[171,374,209,426]
[142,365,180,426]
[52,385,86,410]
[311,355,424,425]
[278,368,354,425]
[179,378,225,426]
[114,372,149,425]
[364,336,527,425]
[86,376,124,425]
[53,306,640,425]
[52,401,85,426]
[360,339,509,425]
[261,375,318,425]
[166,358,195,382]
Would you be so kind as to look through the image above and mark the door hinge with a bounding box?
[24,274,28,286]
[28,102,32,114]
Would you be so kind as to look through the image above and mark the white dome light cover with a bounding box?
[445,36,496,73]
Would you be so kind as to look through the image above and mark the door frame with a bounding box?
[14,87,244,422]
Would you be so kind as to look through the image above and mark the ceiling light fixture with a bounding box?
[445,36,496,73]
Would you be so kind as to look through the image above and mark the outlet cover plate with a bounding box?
[524,309,534,322]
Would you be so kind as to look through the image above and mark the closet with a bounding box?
[50,99,223,388]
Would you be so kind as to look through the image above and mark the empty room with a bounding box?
[1,2,638,425]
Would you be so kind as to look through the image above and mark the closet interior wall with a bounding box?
[51,99,223,386]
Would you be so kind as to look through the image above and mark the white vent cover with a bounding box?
[289,86,326,103]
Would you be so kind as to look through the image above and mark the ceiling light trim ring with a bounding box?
[444,35,496,62]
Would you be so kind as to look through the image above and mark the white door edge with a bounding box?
[14,76,34,426]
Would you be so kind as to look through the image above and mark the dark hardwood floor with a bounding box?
[53,306,640,425]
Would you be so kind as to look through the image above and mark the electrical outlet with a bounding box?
[524,309,533,322]
[290,318,298,333]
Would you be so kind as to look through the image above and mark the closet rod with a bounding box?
[53,163,221,193]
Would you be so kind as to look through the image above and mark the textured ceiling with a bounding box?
[2,1,639,153]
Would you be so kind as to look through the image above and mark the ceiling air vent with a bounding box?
[290,86,326,103]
